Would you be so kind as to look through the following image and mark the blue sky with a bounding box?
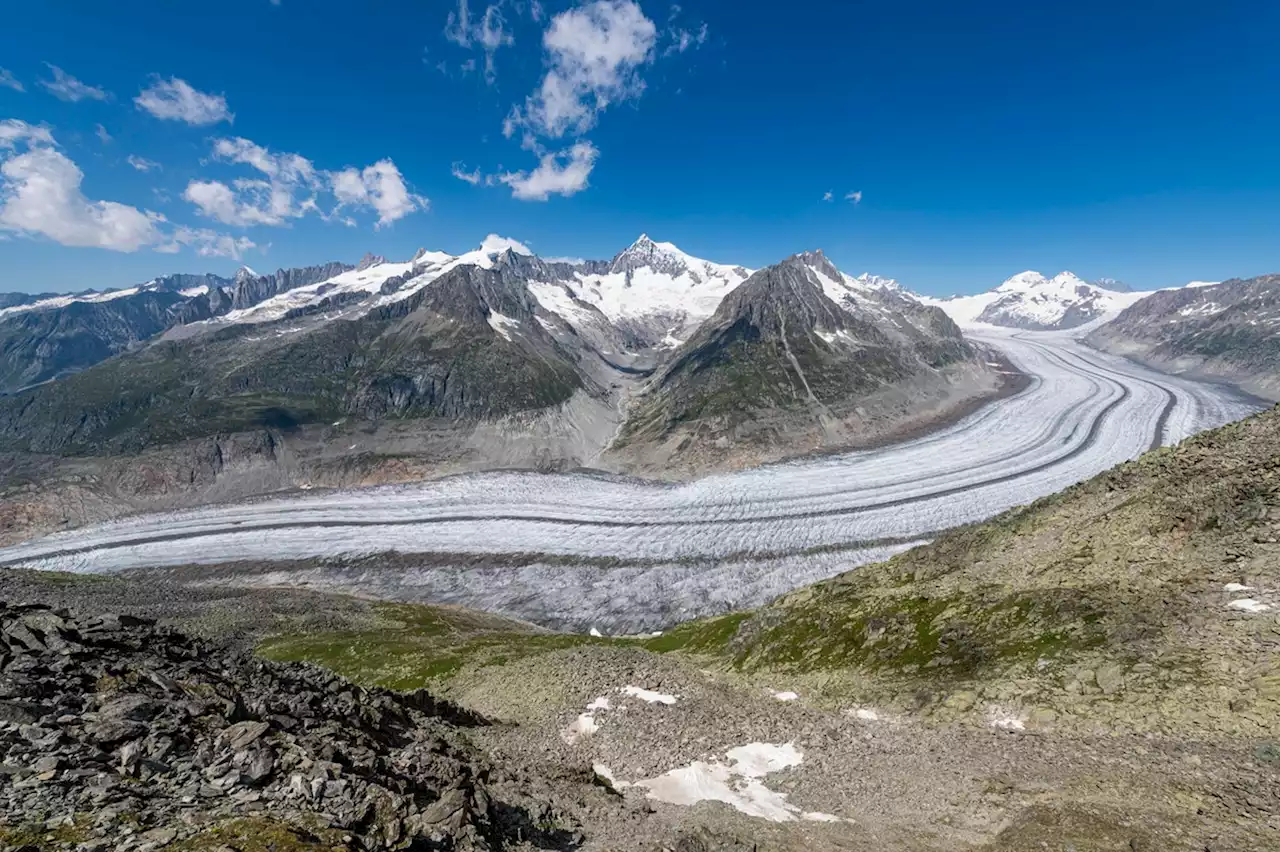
[1,0,1278,297]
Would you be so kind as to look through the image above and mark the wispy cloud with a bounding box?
[127,154,160,172]
[160,227,257,259]
[95,124,112,144]
[451,162,483,185]
[39,64,109,102]
[444,0,515,83]
[455,0,702,202]
[822,190,833,202]
[662,6,709,57]
[845,190,862,205]
[0,68,23,93]
[135,77,233,126]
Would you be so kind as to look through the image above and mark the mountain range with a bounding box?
[920,270,1153,330]
[1,236,1276,534]
[0,236,1012,538]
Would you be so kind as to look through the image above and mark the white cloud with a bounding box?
[846,190,862,205]
[0,69,23,93]
[127,155,160,172]
[507,0,657,139]
[0,121,157,251]
[135,77,233,126]
[185,136,424,229]
[162,226,257,259]
[39,64,109,103]
[0,120,53,149]
[184,137,319,226]
[499,141,598,200]
[95,124,112,144]
[822,190,833,202]
[329,159,426,227]
[445,0,515,83]
[451,162,482,185]
[0,120,248,258]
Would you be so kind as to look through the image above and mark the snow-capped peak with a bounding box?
[995,270,1091,294]
[609,234,696,277]
[234,266,259,283]
[853,272,902,292]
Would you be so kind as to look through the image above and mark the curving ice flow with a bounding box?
[0,330,1262,578]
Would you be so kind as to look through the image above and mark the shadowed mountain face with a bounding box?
[0,262,587,455]
[0,264,353,395]
[1088,274,1280,401]
[614,252,996,465]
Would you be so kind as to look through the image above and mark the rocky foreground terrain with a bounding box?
[0,601,615,851]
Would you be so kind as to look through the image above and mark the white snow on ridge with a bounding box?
[216,235,534,326]
[922,271,1225,329]
[548,236,752,342]
[0,286,144,320]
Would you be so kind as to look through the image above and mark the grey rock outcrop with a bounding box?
[0,601,580,850]
[228,262,353,310]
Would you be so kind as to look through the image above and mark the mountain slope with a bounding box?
[663,402,1280,739]
[0,260,594,456]
[609,251,1006,475]
[1086,273,1280,400]
[0,264,353,394]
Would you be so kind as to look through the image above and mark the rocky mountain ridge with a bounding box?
[0,264,354,395]
[613,251,1001,474]
[1086,272,1280,401]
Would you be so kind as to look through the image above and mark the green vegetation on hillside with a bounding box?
[257,602,609,691]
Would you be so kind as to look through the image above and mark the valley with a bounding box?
[0,327,1261,633]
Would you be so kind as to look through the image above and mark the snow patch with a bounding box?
[634,742,840,824]
[561,713,600,744]
[987,707,1026,731]
[1178,302,1225,318]
[621,686,679,705]
[846,708,880,722]
[1227,598,1272,613]
[1224,582,1254,593]
[772,691,799,702]
[486,311,520,341]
